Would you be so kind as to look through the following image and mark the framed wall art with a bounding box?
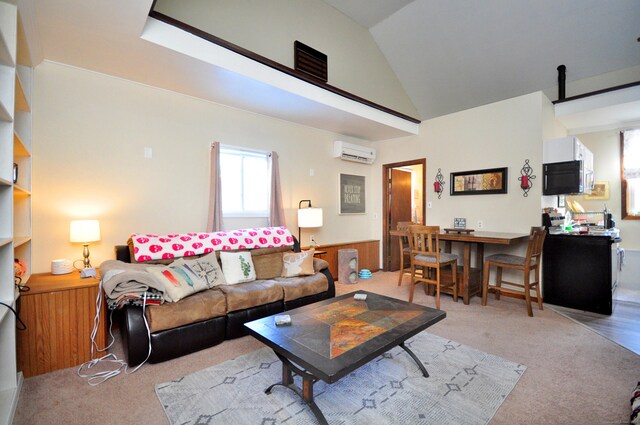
[339,173,365,214]
[450,167,508,196]
[584,181,609,200]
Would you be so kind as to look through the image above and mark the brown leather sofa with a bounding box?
[112,240,335,366]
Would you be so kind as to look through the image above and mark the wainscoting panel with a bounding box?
[312,240,380,281]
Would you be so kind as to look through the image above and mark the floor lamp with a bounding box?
[297,200,323,246]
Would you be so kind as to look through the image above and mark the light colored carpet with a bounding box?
[12,271,640,425]
[156,332,525,425]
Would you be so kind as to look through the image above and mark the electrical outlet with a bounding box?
[477,220,483,229]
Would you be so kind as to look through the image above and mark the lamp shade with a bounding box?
[70,220,101,243]
[298,208,323,228]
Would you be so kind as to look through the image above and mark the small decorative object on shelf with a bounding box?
[434,168,445,199]
[518,159,535,197]
[14,258,26,278]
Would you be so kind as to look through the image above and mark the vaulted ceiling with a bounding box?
[326,0,640,119]
[17,0,640,140]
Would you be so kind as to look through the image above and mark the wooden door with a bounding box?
[388,168,412,270]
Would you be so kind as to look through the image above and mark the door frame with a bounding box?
[382,158,427,271]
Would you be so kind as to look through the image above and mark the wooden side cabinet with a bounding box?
[16,273,107,377]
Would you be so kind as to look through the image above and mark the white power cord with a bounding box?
[77,279,152,385]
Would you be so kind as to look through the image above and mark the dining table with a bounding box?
[390,228,529,305]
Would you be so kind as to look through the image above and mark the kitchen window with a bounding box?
[621,128,640,219]
[220,147,269,217]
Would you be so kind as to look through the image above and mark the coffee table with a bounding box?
[244,291,446,424]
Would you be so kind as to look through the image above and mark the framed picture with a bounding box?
[339,173,365,214]
[450,167,508,196]
[584,181,609,200]
[454,218,466,229]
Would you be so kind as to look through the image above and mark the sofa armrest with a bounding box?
[320,267,335,298]
[313,258,329,272]
[119,306,150,366]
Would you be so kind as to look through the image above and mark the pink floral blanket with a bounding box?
[130,227,294,262]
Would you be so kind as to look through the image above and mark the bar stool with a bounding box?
[481,227,546,317]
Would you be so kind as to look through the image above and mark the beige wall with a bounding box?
[568,130,639,250]
[154,0,418,119]
[31,61,379,273]
[34,61,617,274]
[372,92,562,265]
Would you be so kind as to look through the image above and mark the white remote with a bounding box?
[354,293,367,300]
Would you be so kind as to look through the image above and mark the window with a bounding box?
[621,129,640,219]
[220,147,269,217]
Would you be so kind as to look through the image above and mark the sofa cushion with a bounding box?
[220,251,256,284]
[218,280,283,312]
[275,272,328,302]
[144,288,227,333]
[281,249,315,277]
[146,263,208,302]
[253,252,284,280]
[176,252,226,288]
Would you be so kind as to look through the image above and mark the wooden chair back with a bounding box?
[524,227,546,270]
[408,225,442,261]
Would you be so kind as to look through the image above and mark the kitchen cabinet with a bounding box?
[542,235,619,315]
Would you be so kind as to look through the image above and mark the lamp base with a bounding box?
[82,243,92,269]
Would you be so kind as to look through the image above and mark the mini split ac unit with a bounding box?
[333,141,376,164]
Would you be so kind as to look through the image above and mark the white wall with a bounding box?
[31,61,378,273]
[154,0,418,119]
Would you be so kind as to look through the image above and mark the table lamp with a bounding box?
[70,219,101,269]
[297,200,323,245]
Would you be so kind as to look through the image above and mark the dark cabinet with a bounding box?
[543,235,618,315]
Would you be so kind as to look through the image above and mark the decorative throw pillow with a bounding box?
[147,263,208,302]
[281,249,315,277]
[175,251,226,288]
[253,252,284,280]
[219,251,256,284]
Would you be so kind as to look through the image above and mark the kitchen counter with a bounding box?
[542,233,620,315]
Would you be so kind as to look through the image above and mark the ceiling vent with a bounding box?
[333,141,376,164]
[294,41,327,82]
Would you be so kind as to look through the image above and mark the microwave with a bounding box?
[543,160,584,195]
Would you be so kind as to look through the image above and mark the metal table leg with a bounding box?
[400,342,429,377]
[265,352,328,425]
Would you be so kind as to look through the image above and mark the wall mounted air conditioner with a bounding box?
[333,140,376,164]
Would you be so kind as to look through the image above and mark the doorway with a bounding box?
[382,159,426,271]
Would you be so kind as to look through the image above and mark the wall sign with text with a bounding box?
[339,173,366,214]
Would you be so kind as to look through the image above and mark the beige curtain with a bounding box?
[207,142,223,232]
[268,151,286,227]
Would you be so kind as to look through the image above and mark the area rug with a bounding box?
[156,332,526,425]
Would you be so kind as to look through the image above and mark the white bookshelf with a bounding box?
[0,1,31,423]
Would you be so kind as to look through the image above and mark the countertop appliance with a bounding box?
[543,136,594,195]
